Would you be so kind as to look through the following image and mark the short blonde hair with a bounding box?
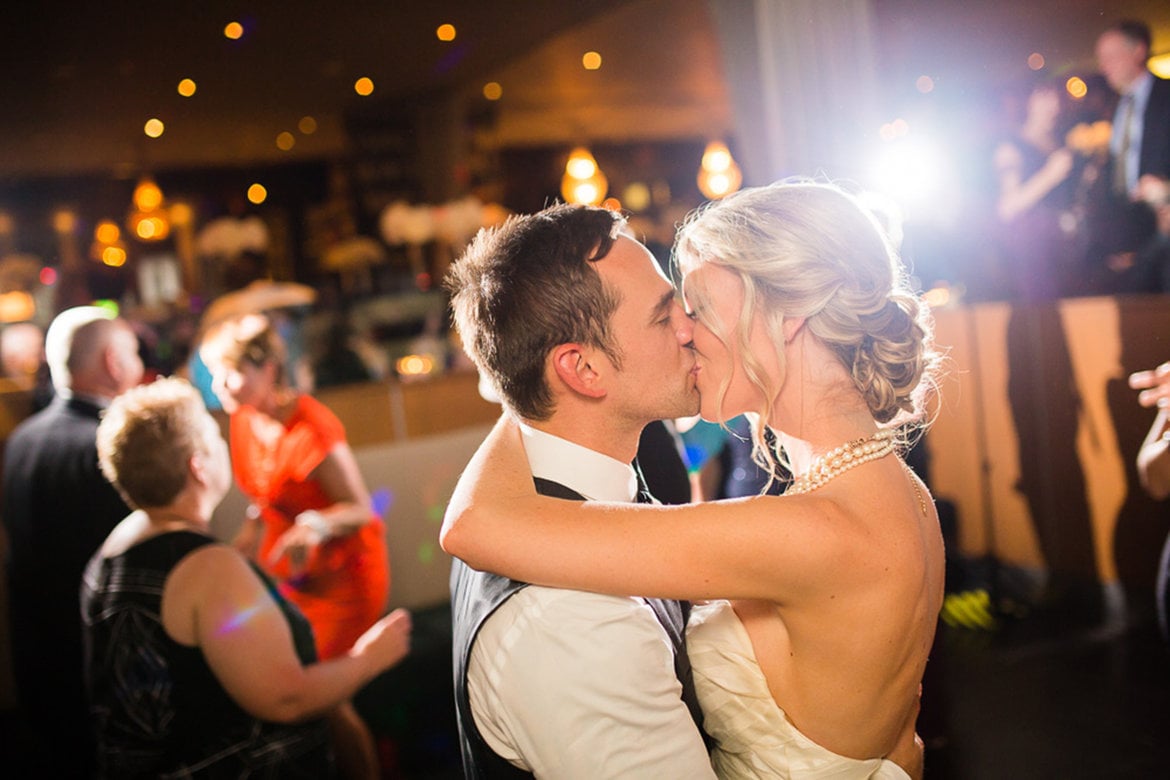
[97,378,213,509]
[675,180,939,473]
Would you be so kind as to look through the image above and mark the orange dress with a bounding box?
[230,394,390,660]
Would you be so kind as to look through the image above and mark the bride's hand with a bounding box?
[440,413,533,557]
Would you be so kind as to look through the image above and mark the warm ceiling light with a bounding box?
[177,78,196,97]
[582,51,602,70]
[133,178,164,211]
[697,141,743,200]
[298,115,318,134]
[483,81,503,101]
[276,131,295,151]
[134,215,170,241]
[102,246,128,267]
[562,148,608,206]
[95,221,121,244]
[169,202,193,226]
[247,183,268,204]
[52,210,76,234]
[1028,53,1045,71]
[1066,76,1088,99]
[0,291,36,323]
[622,182,651,211]
[354,77,374,96]
[144,118,165,138]
[224,21,244,40]
[1150,53,1170,79]
[566,148,597,179]
[436,24,456,42]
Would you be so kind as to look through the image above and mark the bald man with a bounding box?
[2,306,143,776]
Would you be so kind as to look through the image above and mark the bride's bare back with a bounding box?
[736,457,943,760]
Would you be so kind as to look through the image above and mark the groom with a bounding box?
[444,203,714,777]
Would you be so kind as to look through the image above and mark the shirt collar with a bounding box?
[519,423,639,503]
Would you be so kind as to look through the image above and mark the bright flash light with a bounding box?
[870,136,947,216]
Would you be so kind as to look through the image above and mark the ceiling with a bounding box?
[2,0,1170,180]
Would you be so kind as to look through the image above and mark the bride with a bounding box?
[443,181,943,778]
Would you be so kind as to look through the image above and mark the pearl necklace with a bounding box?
[786,429,896,495]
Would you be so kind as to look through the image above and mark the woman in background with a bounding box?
[82,377,411,778]
[200,314,391,780]
[993,77,1081,301]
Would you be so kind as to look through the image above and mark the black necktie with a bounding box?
[634,490,705,732]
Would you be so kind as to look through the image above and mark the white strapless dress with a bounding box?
[686,601,910,779]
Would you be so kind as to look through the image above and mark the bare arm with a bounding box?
[441,415,862,604]
[268,442,374,566]
[166,545,410,723]
[994,142,1074,222]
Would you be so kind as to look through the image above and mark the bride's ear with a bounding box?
[549,343,607,399]
[782,316,806,344]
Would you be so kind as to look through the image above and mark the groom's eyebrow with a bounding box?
[649,289,675,323]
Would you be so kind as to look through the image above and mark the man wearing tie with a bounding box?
[443,205,715,778]
[1093,19,1170,290]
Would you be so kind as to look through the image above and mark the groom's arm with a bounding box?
[469,588,715,779]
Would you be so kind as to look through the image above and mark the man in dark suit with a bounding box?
[443,205,715,778]
[2,305,143,776]
[1092,19,1170,290]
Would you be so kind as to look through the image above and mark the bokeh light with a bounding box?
[298,115,317,134]
[483,81,503,101]
[247,183,267,204]
[39,267,58,286]
[436,23,456,41]
[177,78,196,97]
[1028,53,1045,71]
[224,21,244,40]
[582,51,602,70]
[102,246,127,267]
[144,118,165,138]
[276,131,295,151]
[1066,76,1088,99]
[916,75,934,94]
[354,77,374,96]
[95,221,120,244]
[623,182,651,211]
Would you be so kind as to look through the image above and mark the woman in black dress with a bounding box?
[81,378,411,778]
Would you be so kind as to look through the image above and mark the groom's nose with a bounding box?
[671,301,694,344]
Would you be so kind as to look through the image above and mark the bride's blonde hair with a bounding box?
[674,180,939,479]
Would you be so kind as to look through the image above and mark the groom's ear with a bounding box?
[550,343,608,399]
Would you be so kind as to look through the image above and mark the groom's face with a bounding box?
[594,234,700,423]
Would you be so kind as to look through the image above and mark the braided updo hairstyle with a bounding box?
[674,180,939,472]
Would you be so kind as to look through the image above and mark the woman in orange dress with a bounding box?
[200,312,391,780]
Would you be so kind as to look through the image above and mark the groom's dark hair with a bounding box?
[446,203,626,421]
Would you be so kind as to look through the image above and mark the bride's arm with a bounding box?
[441,415,861,603]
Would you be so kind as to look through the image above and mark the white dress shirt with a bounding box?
[466,425,715,779]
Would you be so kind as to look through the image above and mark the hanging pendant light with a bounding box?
[697,141,743,200]
[561,147,608,206]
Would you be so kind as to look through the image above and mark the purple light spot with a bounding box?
[216,602,263,635]
[371,487,394,517]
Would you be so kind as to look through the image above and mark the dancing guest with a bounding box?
[200,314,391,780]
[444,182,940,778]
[83,377,411,777]
[992,77,1080,301]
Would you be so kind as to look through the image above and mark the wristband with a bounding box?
[295,510,331,539]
